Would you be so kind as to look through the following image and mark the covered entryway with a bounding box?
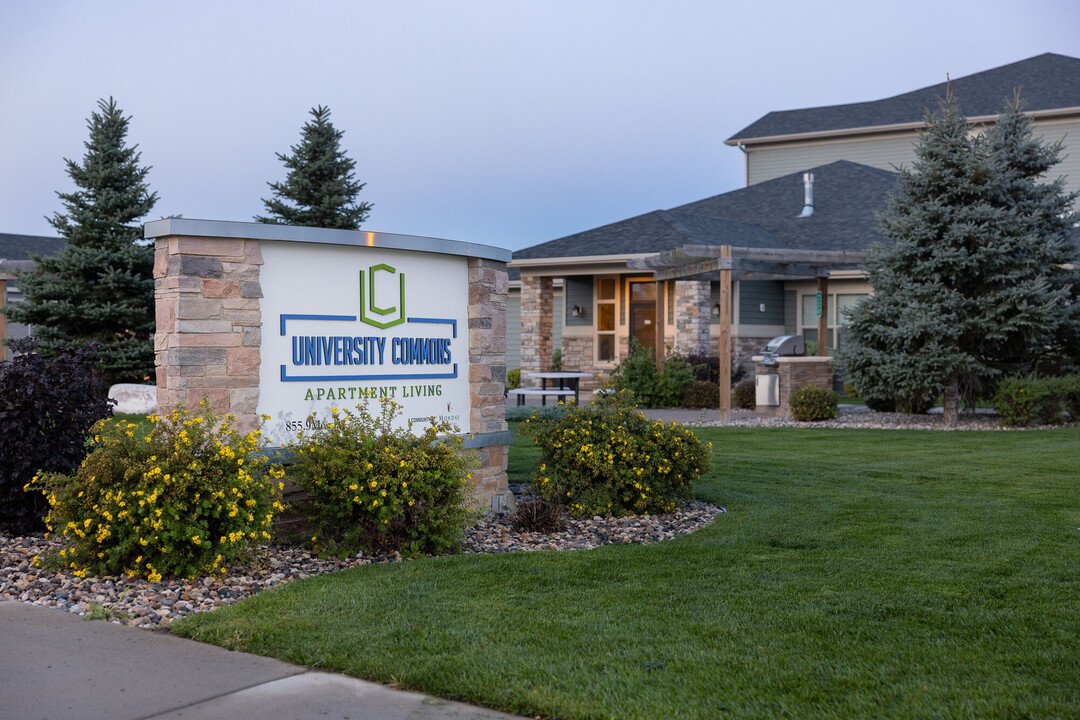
[628,245,866,422]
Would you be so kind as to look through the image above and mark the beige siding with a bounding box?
[1036,119,1080,199]
[506,287,563,371]
[747,134,920,185]
[746,118,1080,200]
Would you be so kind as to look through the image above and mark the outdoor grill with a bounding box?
[758,335,806,367]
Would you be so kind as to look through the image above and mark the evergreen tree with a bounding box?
[256,105,371,229]
[4,97,157,386]
[841,89,1076,425]
[983,92,1080,374]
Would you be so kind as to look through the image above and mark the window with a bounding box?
[596,277,616,361]
[800,292,868,350]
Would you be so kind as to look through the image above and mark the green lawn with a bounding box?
[174,425,1080,719]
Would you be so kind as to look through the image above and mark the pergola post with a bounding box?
[816,275,829,356]
[718,246,732,423]
[654,279,666,374]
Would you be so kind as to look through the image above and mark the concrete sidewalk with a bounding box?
[0,600,524,720]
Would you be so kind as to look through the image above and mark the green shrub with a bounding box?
[994,375,1070,427]
[995,376,1043,427]
[518,391,710,517]
[1061,375,1080,421]
[286,399,477,557]
[507,368,521,391]
[789,384,838,422]
[31,403,283,581]
[683,380,719,409]
[552,348,563,372]
[1036,377,1067,425]
[733,380,756,409]
[0,339,114,534]
[609,339,699,408]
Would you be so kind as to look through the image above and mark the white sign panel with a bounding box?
[258,240,470,446]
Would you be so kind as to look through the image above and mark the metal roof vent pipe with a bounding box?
[797,173,814,218]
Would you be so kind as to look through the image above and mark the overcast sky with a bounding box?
[2,1,1079,252]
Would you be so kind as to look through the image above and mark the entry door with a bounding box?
[628,281,657,352]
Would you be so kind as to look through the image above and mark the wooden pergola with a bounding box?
[627,245,866,422]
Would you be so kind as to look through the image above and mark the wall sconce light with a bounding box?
[711,303,722,316]
[572,305,585,317]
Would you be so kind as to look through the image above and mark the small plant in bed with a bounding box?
[510,496,566,533]
[286,398,477,557]
[518,390,710,517]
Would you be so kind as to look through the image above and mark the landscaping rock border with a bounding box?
[0,501,723,630]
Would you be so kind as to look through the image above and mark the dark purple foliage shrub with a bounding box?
[0,338,114,533]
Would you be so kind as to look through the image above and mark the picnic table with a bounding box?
[507,372,595,406]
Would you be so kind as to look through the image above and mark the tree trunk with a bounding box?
[943,375,959,427]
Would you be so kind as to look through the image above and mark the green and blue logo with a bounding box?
[359,263,405,329]
[278,262,459,383]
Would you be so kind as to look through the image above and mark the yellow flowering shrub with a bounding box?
[519,391,711,518]
[30,403,284,581]
[286,399,477,557]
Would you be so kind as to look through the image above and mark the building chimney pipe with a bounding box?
[797,173,814,218]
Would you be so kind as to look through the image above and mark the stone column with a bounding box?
[520,275,553,386]
[154,236,263,432]
[675,280,711,356]
[468,258,510,506]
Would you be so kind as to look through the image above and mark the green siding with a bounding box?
[738,281,784,325]
[565,276,593,326]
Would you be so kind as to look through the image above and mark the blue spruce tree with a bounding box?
[4,98,157,386]
[842,89,1077,425]
[256,105,371,230]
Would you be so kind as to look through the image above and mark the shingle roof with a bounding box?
[0,233,65,261]
[512,161,898,264]
[728,53,1080,142]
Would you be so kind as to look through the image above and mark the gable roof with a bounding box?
[512,160,898,267]
[0,233,65,261]
[728,53,1080,143]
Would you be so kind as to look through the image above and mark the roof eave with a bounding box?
[508,252,656,270]
[725,105,1080,147]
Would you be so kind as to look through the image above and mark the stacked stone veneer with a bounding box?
[560,336,604,391]
[467,258,510,502]
[520,276,553,386]
[753,357,834,417]
[154,236,263,433]
[155,231,511,509]
[675,280,710,355]
[730,335,774,379]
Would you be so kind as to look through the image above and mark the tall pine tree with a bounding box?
[256,105,371,229]
[4,97,157,386]
[983,92,1080,373]
[842,89,1078,425]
